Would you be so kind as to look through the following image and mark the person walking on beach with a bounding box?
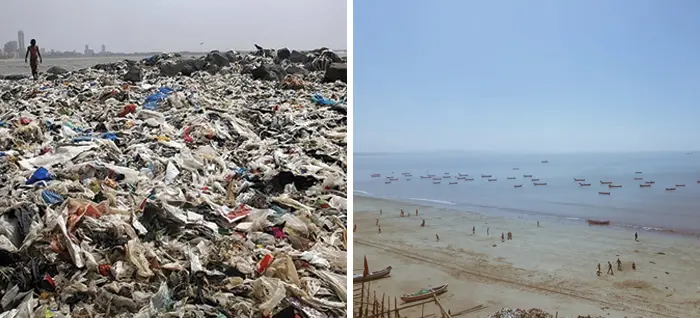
[353,224,357,232]
[616,258,622,271]
[421,219,425,227]
[607,261,614,275]
[25,39,43,80]
[635,232,639,242]
[501,233,505,242]
[596,263,602,276]
[632,262,636,270]
[415,209,418,216]
[376,219,379,226]
[472,226,475,235]
[380,209,382,216]
[378,226,381,234]
[507,232,512,240]
[537,221,540,227]
[436,234,440,242]
[487,227,490,235]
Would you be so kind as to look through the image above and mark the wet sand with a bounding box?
[352,196,700,318]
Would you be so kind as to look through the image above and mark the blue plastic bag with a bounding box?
[158,86,175,95]
[26,167,52,185]
[311,94,338,106]
[102,133,118,141]
[41,190,64,205]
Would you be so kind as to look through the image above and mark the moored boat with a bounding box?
[481,174,492,178]
[513,168,520,170]
[456,177,466,180]
[600,181,612,184]
[458,173,469,176]
[464,178,474,181]
[598,191,610,195]
[676,184,686,187]
[449,182,458,185]
[385,181,391,184]
[608,184,622,188]
[488,178,497,181]
[574,178,586,181]
[533,182,547,186]
[433,177,442,180]
[371,173,381,177]
[523,174,533,178]
[579,183,591,186]
[587,219,610,225]
[514,184,523,188]
[639,184,651,188]
[507,177,516,180]
[443,176,452,179]
[400,284,448,303]
[645,181,655,184]
[353,266,393,283]
[420,176,431,179]
[634,177,643,180]
[635,171,643,174]
[531,178,540,181]
[666,187,676,191]
[433,181,441,184]
[541,160,549,163]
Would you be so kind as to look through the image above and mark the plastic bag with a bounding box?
[26,167,52,185]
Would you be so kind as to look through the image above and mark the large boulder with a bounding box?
[276,48,291,60]
[323,63,347,83]
[251,64,286,81]
[206,51,230,67]
[289,50,307,63]
[46,66,68,75]
[122,65,143,82]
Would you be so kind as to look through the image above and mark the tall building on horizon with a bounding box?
[4,41,18,58]
[17,30,25,52]
[101,44,106,54]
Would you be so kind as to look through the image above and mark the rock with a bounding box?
[46,66,68,75]
[159,62,183,77]
[205,64,220,75]
[46,74,59,81]
[123,66,143,82]
[224,50,240,63]
[3,74,29,81]
[285,65,309,75]
[251,64,286,81]
[276,48,291,60]
[322,63,347,83]
[206,51,230,67]
[289,50,307,63]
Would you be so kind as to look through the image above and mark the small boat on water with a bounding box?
[598,192,611,195]
[635,171,643,174]
[433,181,441,184]
[600,181,612,184]
[676,184,686,187]
[608,184,622,188]
[514,184,523,188]
[579,183,591,186]
[428,174,435,177]
[481,174,492,178]
[541,160,549,163]
[464,178,475,181]
[639,184,651,188]
[531,178,540,181]
[665,187,676,191]
[400,284,448,303]
[353,266,393,283]
[634,177,643,180]
[488,178,497,182]
[523,174,533,178]
[533,182,547,186]
[507,177,516,180]
[371,173,381,177]
[406,179,411,181]
[458,173,469,176]
[449,182,458,185]
[697,180,700,184]
[574,178,586,182]
[432,177,442,180]
[420,176,431,179]
[456,177,466,180]
[645,181,655,184]
[385,181,391,184]
[443,176,452,179]
[513,168,520,170]
[587,219,610,225]
[389,178,399,181]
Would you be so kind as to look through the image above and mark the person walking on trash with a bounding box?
[25,39,43,80]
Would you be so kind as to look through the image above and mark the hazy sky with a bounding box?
[0,0,346,53]
[354,0,700,153]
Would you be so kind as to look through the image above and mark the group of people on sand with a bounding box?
[597,258,636,276]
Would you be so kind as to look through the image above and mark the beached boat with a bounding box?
[645,181,655,184]
[449,182,458,185]
[488,178,497,182]
[353,266,393,283]
[514,184,523,188]
[533,182,547,186]
[600,181,612,184]
[481,174,492,178]
[507,177,516,180]
[433,181,441,184]
[573,178,586,182]
[579,183,591,186]
[513,168,520,170]
[639,184,651,188]
[400,284,448,303]
[608,184,622,188]
[598,192,611,195]
[676,184,686,187]
[371,173,381,177]
[541,160,549,163]
[464,178,474,181]
[531,178,540,181]
[666,187,676,191]
[523,174,533,178]
[587,219,610,225]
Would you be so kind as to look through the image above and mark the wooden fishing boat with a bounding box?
[639,184,651,188]
[507,177,516,180]
[353,266,393,283]
[635,171,643,174]
[608,184,622,188]
[645,181,655,184]
[428,174,435,177]
[514,184,523,188]
[443,176,451,179]
[600,181,612,184]
[449,182,458,185]
[676,184,686,187]
[634,177,643,180]
[666,187,676,191]
[420,176,431,179]
[400,284,448,303]
[541,160,549,163]
[573,178,586,182]
[464,178,474,181]
[406,179,411,181]
[432,177,442,180]
[458,173,469,176]
[533,182,547,186]
[385,181,391,184]
[456,177,466,180]
[598,192,610,195]
[488,178,497,182]
[531,178,540,181]
[389,178,399,181]
[513,168,520,170]
[371,173,381,177]
[523,174,533,178]
[481,174,492,178]
[587,219,610,225]
[579,183,591,186]
[433,181,441,184]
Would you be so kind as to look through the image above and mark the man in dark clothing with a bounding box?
[635,232,639,242]
[472,226,475,234]
[607,261,614,275]
[24,39,43,80]
[616,258,622,271]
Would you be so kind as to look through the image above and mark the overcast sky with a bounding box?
[0,0,347,53]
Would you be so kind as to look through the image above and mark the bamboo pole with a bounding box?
[359,299,436,318]
[421,303,425,318]
[381,293,385,318]
[432,295,452,318]
[395,297,399,318]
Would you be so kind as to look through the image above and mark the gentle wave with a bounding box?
[407,197,457,205]
[353,190,373,196]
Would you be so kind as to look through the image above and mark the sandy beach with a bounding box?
[352,196,700,318]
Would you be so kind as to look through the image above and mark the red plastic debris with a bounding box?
[98,264,112,277]
[118,104,137,117]
[257,254,274,274]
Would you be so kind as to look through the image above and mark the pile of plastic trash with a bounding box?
[486,308,604,318]
[0,45,347,317]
